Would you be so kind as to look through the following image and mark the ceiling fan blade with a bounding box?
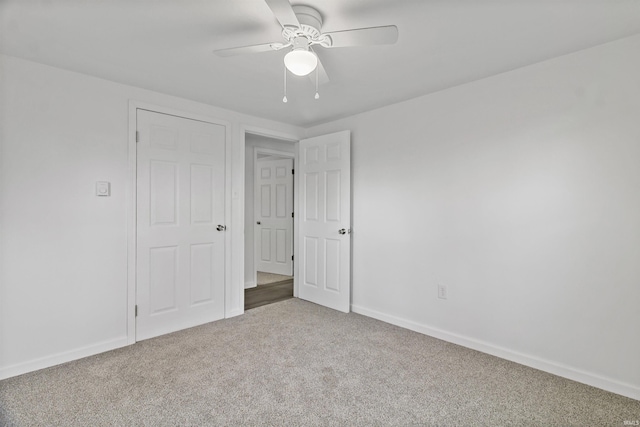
[264,0,300,28]
[213,42,283,57]
[309,47,330,85]
[323,25,398,48]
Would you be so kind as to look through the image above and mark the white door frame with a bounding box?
[241,126,300,302]
[253,148,295,285]
[127,101,232,344]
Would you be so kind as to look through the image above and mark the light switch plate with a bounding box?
[96,181,110,196]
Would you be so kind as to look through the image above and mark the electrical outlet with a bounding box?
[437,283,447,300]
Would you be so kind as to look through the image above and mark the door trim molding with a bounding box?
[240,126,300,302]
[127,101,232,344]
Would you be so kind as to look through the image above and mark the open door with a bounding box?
[297,131,351,313]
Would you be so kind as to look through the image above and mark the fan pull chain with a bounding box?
[282,65,288,103]
[314,66,320,100]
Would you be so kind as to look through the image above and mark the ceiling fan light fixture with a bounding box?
[284,48,317,76]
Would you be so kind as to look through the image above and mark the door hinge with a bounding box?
[135,305,138,317]
[292,169,294,175]
[291,255,294,261]
[135,131,139,143]
[291,212,294,218]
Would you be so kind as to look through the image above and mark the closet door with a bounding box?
[136,109,226,340]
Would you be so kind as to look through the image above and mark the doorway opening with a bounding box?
[244,133,296,310]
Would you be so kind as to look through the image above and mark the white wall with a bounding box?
[243,134,296,288]
[307,35,640,399]
[2,32,639,400]
[0,54,304,379]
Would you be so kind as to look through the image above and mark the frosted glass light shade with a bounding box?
[284,49,318,76]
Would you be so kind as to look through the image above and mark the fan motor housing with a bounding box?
[282,5,323,42]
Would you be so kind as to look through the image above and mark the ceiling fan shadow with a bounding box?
[210,21,274,39]
[337,0,423,17]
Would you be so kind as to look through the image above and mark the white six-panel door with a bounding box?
[298,131,351,313]
[136,109,226,341]
[256,158,294,276]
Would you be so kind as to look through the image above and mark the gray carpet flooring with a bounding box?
[1,299,638,426]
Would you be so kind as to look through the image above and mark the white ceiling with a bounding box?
[2,0,640,127]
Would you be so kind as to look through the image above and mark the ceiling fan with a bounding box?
[213,0,398,98]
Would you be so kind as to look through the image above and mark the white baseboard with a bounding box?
[244,281,257,289]
[0,337,129,381]
[351,304,640,401]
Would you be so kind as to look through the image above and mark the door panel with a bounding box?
[256,158,293,276]
[260,229,271,261]
[190,243,215,305]
[304,236,319,287]
[190,165,214,224]
[305,173,319,220]
[325,239,341,292]
[150,161,178,225]
[137,109,226,341]
[276,185,287,217]
[298,131,351,313]
[149,246,178,313]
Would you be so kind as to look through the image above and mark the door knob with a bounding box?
[256,221,261,225]
[216,225,227,231]
[338,228,347,235]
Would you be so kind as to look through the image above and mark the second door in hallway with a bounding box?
[255,158,293,276]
